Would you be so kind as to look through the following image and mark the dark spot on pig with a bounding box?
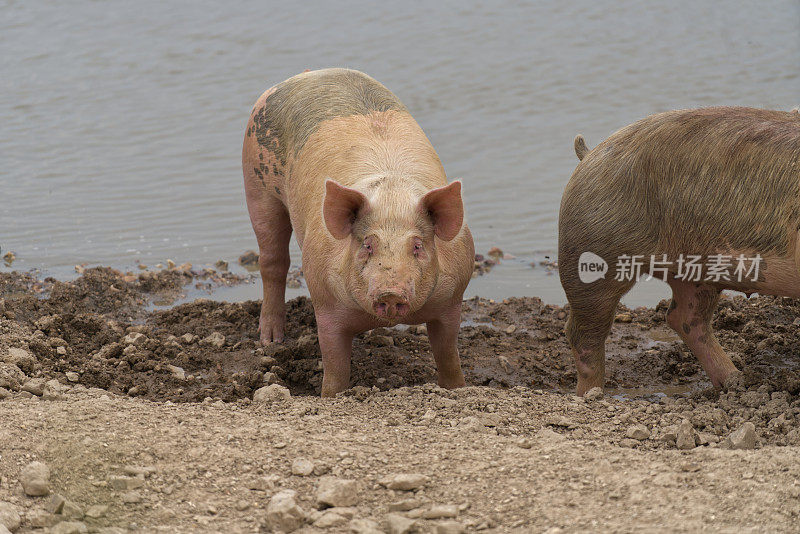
[252,69,407,168]
[272,163,280,176]
[698,335,708,344]
[688,302,694,309]
[682,323,690,334]
[690,319,700,327]
[274,186,281,195]
[258,153,263,161]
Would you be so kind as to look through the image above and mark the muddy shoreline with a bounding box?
[1,266,799,532]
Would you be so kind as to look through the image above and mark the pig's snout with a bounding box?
[373,292,410,319]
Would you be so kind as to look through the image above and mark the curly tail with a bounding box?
[574,134,590,161]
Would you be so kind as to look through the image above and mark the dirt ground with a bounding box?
[0,267,799,533]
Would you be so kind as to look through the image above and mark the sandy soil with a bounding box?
[0,267,798,533]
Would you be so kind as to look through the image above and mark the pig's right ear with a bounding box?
[323,180,369,239]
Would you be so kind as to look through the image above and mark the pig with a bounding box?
[559,106,800,395]
[242,68,474,397]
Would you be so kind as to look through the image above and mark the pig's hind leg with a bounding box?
[665,278,738,388]
[563,279,634,395]
[245,186,292,345]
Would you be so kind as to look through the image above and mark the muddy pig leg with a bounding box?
[665,278,737,387]
[563,278,634,395]
[315,308,355,397]
[426,303,467,389]
[246,187,292,344]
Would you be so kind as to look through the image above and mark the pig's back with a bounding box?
[562,107,800,258]
[249,68,408,169]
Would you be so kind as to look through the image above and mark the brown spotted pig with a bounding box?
[242,68,474,397]
[559,107,800,395]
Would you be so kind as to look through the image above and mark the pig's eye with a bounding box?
[363,239,373,255]
[412,241,423,256]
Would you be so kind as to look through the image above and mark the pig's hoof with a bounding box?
[258,316,285,344]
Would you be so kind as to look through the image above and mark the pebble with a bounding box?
[0,387,10,399]
[180,333,196,344]
[253,384,291,403]
[20,461,50,496]
[291,458,315,476]
[313,511,347,528]
[348,518,383,534]
[61,500,84,520]
[505,325,517,334]
[676,419,697,450]
[266,489,306,533]
[201,332,226,348]
[50,522,88,534]
[423,504,459,519]
[316,477,359,508]
[167,365,186,380]
[121,491,142,504]
[21,378,46,396]
[721,422,757,450]
[122,465,156,478]
[26,508,55,528]
[109,476,144,491]
[536,427,566,444]
[42,379,65,401]
[385,513,417,534]
[0,501,21,532]
[47,494,66,514]
[84,504,109,519]
[584,387,604,401]
[626,424,651,441]
[65,372,79,383]
[122,332,146,346]
[388,498,423,512]
[379,473,429,491]
[56,346,67,356]
[435,521,466,534]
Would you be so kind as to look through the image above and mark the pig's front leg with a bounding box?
[316,309,355,397]
[427,305,467,389]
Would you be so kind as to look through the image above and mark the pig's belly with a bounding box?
[750,255,800,298]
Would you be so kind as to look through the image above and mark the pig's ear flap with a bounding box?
[323,179,369,239]
[420,181,464,241]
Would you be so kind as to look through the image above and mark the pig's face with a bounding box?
[323,179,464,322]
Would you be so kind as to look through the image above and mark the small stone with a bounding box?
[20,461,50,496]
[215,260,229,271]
[121,491,142,504]
[61,500,84,520]
[348,518,382,534]
[47,494,66,514]
[385,513,417,534]
[122,465,156,478]
[626,424,651,441]
[505,325,517,334]
[26,508,55,528]
[721,422,757,450]
[49,522,88,534]
[239,250,259,266]
[253,384,291,403]
[615,313,633,323]
[266,489,306,533]
[167,365,186,380]
[536,427,566,444]
[422,505,459,519]
[388,498,422,512]
[235,500,250,511]
[0,387,10,399]
[0,501,21,532]
[487,246,503,258]
[84,504,109,519]
[435,521,466,534]
[21,378,46,397]
[42,380,64,401]
[122,332,146,346]
[291,458,314,476]
[584,387,603,401]
[314,511,347,528]
[316,477,359,508]
[180,333,196,344]
[262,372,281,385]
[109,476,144,491]
[56,346,67,356]
[65,372,79,383]
[676,419,697,450]
[201,332,225,348]
[372,335,394,347]
[379,473,429,491]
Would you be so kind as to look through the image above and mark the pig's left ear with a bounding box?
[419,181,464,241]
[323,179,370,239]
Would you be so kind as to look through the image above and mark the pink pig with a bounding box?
[242,68,474,397]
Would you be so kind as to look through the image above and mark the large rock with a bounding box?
[0,501,21,532]
[266,490,306,533]
[2,348,36,373]
[316,477,359,508]
[253,384,291,403]
[20,461,50,496]
[384,513,418,534]
[721,422,757,450]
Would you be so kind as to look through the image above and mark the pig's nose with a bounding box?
[373,292,410,319]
